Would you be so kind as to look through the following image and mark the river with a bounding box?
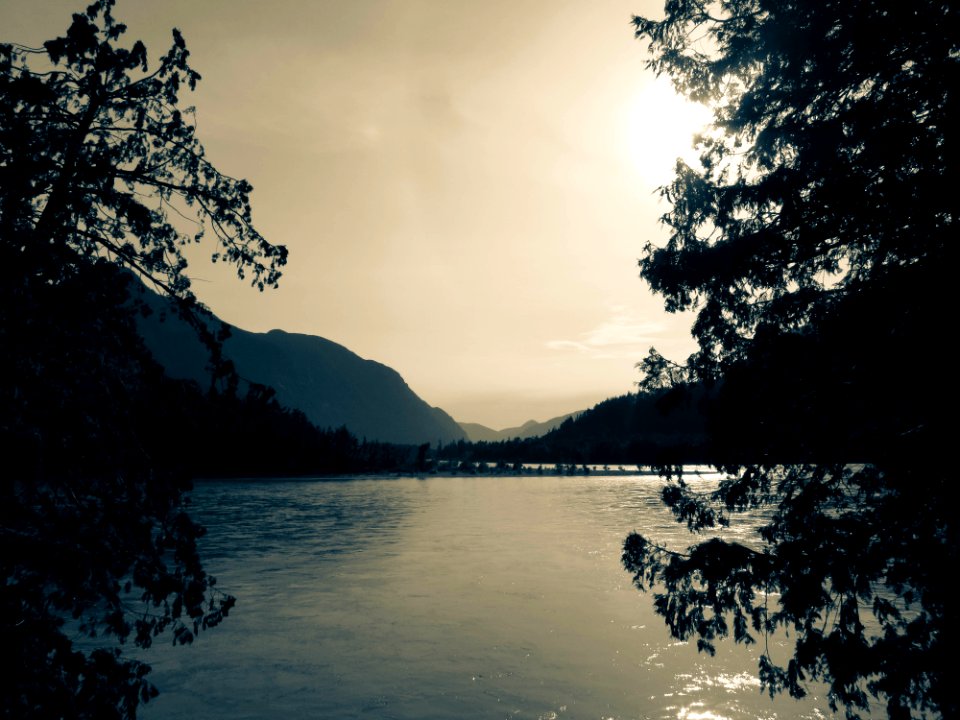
[138,474,834,720]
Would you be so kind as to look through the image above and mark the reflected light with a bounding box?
[715,672,762,692]
[626,76,712,187]
[677,703,732,720]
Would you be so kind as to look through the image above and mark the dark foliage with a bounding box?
[169,382,421,478]
[1,266,235,719]
[622,2,955,719]
[1,1,289,716]
[438,390,707,466]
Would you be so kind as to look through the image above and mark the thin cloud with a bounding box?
[547,307,666,359]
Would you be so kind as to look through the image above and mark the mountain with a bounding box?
[458,413,578,442]
[447,392,709,465]
[536,392,706,457]
[457,423,501,442]
[135,288,466,445]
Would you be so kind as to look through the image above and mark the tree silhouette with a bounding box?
[1,1,286,716]
[622,2,955,719]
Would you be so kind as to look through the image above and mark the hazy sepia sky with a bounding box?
[3,0,709,428]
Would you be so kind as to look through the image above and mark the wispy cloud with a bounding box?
[546,306,666,360]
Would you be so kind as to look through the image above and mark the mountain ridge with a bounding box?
[458,412,579,442]
[135,288,465,445]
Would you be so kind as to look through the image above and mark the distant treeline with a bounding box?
[168,357,899,476]
[435,389,709,467]
[75,368,711,480]
[153,379,421,477]
[159,384,711,478]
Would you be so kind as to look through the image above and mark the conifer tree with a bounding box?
[623,2,956,718]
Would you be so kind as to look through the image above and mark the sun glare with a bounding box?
[625,76,712,187]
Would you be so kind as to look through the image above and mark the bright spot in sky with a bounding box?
[626,76,712,186]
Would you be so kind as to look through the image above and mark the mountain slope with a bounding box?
[459,412,578,442]
[450,392,709,465]
[135,289,465,445]
[458,422,503,442]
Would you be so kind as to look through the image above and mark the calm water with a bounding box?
[137,475,834,720]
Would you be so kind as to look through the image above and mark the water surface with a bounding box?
[139,475,833,719]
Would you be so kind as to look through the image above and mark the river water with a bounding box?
[138,474,834,720]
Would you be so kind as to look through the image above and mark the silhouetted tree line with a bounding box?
[436,390,709,466]
[154,380,423,478]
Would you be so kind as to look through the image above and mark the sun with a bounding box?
[625,76,712,187]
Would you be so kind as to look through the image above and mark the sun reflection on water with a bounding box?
[674,702,730,719]
[676,671,762,694]
[667,670,767,720]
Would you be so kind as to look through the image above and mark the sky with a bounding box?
[2,0,709,428]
